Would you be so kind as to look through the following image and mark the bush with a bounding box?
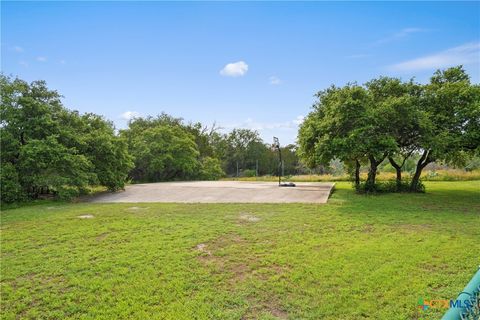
[409,180,426,193]
[355,180,424,194]
[55,186,81,200]
[199,157,225,180]
[240,169,257,177]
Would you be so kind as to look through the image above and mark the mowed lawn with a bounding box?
[1,182,479,320]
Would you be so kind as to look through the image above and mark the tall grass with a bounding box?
[226,169,480,182]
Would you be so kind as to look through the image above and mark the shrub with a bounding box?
[241,169,257,177]
[55,186,81,200]
[355,180,424,194]
[199,157,225,180]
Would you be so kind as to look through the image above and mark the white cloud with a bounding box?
[292,115,304,125]
[13,46,24,53]
[19,61,28,68]
[394,27,426,38]
[376,27,427,44]
[389,41,480,72]
[221,115,305,144]
[36,56,47,62]
[220,61,248,77]
[120,111,140,120]
[269,76,281,85]
[225,115,305,132]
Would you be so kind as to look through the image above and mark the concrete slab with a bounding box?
[89,181,335,203]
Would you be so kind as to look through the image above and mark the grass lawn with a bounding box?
[1,181,479,319]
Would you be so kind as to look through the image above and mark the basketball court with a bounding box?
[89,181,335,203]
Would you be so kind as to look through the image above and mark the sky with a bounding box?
[2,1,479,144]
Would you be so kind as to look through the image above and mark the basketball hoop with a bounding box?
[272,137,295,187]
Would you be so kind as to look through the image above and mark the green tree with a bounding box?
[0,163,23,203]
[225,129,265,176]
[365,77,425,189]
[410,66,480,191]
[199,157,225,180]
[298,84,373,188]
[0,75,133,202]
[298,66,479,193]
[123,121,200,181]
[76,114,133,191]
[18,136,96,199]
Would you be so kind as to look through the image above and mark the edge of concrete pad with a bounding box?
[328,182,336,200]
[87,181,336,204]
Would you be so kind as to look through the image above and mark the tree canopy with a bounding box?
[298,66,480,192]
[1,75,133,202]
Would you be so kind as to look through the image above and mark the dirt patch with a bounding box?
[270,306,288,319]
[242,297,289,320]
[9,273,67,292]
[127,206,149,211]
[77,214,94,219]
[196,234,245,260]
[254,263,292,282]
[194,234,289,319]
[210,234,246,249]
[96,232,109,241]
[195,234,247,267]
[195,243,211,255]
[419,262,452,273]
[270,264,291,274]
[230,263,249,283]
[239,214,260,222]
[362,224,375,233]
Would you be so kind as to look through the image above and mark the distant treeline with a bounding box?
[119,114,303,183]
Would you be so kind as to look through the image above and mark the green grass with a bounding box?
[1,181,479,319]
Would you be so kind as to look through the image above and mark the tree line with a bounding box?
[1,66,478,203]
[119,115,300,183]
[0,75,300,203]
[298,66,480,192]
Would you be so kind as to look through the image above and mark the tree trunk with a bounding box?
[354,159,361,187]
[388,157,402,189]
[410,167,422,192]
[410,150,432,192]
[366,156,378,187]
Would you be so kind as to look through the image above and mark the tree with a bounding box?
[298,84,373,188]
[199,157,225,180]
[122,119,200,181]
[279,144,299,176]
[0,75,133,202]
[365,77,425,189]
[0,163,23,203]
[18,136,96,199]
[410,66,480,191]
[225,129,264,176]
[298,66,479,193]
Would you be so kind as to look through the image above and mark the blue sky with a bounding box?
[2,1,479,144]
